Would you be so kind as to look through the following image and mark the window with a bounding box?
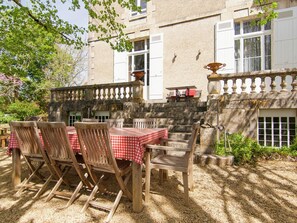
[94,111,109,122]
[68,112,81,126]
[128,39,150,86]
[258,110,296,147]
[131,0,147,16]
[234,20,271,72]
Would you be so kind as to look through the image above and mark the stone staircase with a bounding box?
[134,100,207,159]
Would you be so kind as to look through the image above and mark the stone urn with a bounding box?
[131,70,145,81]
[204,62,226,95]
[204,62,226,78]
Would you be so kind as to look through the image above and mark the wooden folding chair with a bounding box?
[145,122,200,205]
[37,122,92,207]
[9,121,57,198]
[106,118,124,128]
[133,118,158,128]
[74,122,132,223]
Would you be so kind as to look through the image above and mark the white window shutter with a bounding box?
[149,34,163,99]
[272,7,297,69]
[113,51,128,83]
[215,20,235,74]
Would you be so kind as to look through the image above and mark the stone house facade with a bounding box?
[49,0,297,153]
[88,0,297,101]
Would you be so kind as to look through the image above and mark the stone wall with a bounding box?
[200,92,297,154]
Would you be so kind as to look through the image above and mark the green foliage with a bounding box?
[0,112,17,124]
[216,133,261,165]
[216,133,297,165]
[252,0,278,25]
[7,100,42,121]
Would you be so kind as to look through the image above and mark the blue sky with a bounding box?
[55,1,88,30]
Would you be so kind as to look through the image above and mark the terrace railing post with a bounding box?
[84,87,94,100]
[132,80,144,103]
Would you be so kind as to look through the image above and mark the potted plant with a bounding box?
[131,70,145,81]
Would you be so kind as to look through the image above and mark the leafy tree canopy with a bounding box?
[0,0,139,77]
[253,0,278,25]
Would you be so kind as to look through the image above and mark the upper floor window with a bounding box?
[234,20,271,73]
[128,39,150,86]
[131,0,147,16]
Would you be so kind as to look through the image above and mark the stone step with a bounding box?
[168,132,192,141]
[194,154,234,167]
[168,124,193,132]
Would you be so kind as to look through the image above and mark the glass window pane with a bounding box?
[243,37,261,72]
[265,35,271,70]
[235,22,240,35]
[128,56,132,73]
[264,21,271,30]
[259,140,264,146]
[140,0,147,11]
[289,117,295,123]
[235,39,241,72]
[134,54,144,70]
[134,40,145,51]
[243,20,261,33]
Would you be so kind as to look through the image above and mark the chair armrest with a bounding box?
[160,138,188,144]
[146,144,190,152]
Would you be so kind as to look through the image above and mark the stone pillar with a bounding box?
[132,80,144,103]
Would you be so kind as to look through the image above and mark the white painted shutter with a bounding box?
[149,34,163,99]
[113,51,128,83]
[215,20,235,74]
[273,7,297,69]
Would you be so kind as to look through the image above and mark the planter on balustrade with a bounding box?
[131,70,145,81]
[204,62,226,95]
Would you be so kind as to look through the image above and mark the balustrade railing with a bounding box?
[208,68,297,95]
[50,81,143,102]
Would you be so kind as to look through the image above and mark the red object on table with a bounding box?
[8,127,168,165]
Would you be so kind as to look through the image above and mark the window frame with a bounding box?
[258,110,296,147]
[128,38,150,86]
[94,111,109,122]
[131,0,147,17]
[68,111,81,126]
[234,20,272,73]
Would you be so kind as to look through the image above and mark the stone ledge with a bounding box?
[195,154,234,167]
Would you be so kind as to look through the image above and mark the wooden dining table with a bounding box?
[8,126,168,213]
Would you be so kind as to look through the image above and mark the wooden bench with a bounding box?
[166,86,201,102]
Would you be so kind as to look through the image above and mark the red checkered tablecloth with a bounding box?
[8,127,168,165]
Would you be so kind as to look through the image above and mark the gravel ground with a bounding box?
[0,148,297,223]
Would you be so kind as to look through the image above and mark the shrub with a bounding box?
[7,100,42,121]
[0,112,17,124]
[216,133,297,165]
[215,133,261,165]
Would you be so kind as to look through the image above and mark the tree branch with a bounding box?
[12,0,73,42]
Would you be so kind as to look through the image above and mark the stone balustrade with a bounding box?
[50,81,144,103]
[207,68,297,95]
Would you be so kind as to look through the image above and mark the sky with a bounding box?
[55,1,88,29]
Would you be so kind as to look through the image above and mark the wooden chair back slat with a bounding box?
[133,118,158,129]
[74,123,118,173]
[10,121,42,157]
[106,118,124,128]
[37,122,72,161]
